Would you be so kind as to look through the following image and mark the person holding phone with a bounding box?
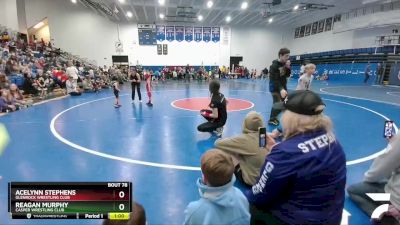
[246,90,346,225]
[347,128,400,224]
[214,111,269,186]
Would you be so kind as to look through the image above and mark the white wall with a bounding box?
[118,24,230,67]
[284,10,400,55]
[33,24,50,43]
[0,0,19,31]
[231,26,285,71]
[24,0,231,67]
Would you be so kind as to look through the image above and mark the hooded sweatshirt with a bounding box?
[269,59,291,93]
[214,111,269,185]
[364,132,400,210]
[183,175,250,225]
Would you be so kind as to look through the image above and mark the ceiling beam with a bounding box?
[128,2,139,21]
[210,0,234,24]
[115,3,130,22]
[233,11,254,25]
[242,14,262,25]
[229,0,262,24]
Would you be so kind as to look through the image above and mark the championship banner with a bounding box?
[202,27,211,42]
[156,25,165,41]
[194,27,202,42]
[211,27,220,42]
[175,26,184,42]
[185,26,193,42]
[166,26,175,42]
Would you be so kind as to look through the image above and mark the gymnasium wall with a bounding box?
[0,0,19,31]
[285,9,400,55]
[23,0,231,67]
[230,26,285,72]
[23,0,285,71]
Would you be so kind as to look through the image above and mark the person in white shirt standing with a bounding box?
[296,63,316,91]
[66,61,79,86]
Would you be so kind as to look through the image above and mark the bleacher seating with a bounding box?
[290,46,400,62]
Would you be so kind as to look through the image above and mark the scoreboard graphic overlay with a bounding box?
[9,182,132,220]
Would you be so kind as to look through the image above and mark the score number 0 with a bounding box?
[118,191,125,211]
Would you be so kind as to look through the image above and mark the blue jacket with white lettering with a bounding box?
[246,129,346,225]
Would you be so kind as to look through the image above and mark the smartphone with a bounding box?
[259,127,267,148]
[384,121,395,138]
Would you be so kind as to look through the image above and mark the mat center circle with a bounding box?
[171,97,254,112]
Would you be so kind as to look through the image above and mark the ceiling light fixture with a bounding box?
[198,15,203,21]
[293,4,299,10]
[126,11,133,18]
[207,1,213,8]
[160,13,165,19]
[71,0,77,3]
[226,16,231,23]
[34,22,45,29]
[268,17,273,23]
[119,0,125,3]
[241,2,248,10]
[158,0,165,5]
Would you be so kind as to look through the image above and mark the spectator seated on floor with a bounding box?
[0,89,18,112]
[214,111,270,186]
[35,74,48,99]
[347,132,400,224]
[102,202,146,225]
[65,76,81,96]
[9,83,32,107]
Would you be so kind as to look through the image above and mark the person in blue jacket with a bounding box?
[246,90,347,225]
[184,149,250,225]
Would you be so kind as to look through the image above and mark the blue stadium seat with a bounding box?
[367,48,374,54]
[345,49,354,55]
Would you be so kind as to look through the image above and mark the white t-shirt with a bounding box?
[300,65,306,74]
[66,80,77,93]
[296,74,314,90]
[66,66,79,80]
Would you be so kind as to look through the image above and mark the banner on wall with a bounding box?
[294,27,300,38]
[211,27,220,42]
[185,26,193,42]
[194,27,202,42]
[318,19,325,33]
[305,24,311,36]
[203,27,211,42]
[222,26,230,45]
[325,17,333,31]
[175,26,184,42]
[156,25,166,41]
[311,22,318,35]
[299,26,305,37]
[166,26,175,42]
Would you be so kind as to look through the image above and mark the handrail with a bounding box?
[337,0,400,22]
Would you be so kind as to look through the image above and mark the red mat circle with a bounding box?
[171,97,254,112]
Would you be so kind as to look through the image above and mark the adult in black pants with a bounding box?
[268,48,291,126]
[197,80,227,137]
[130,70,142,103]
